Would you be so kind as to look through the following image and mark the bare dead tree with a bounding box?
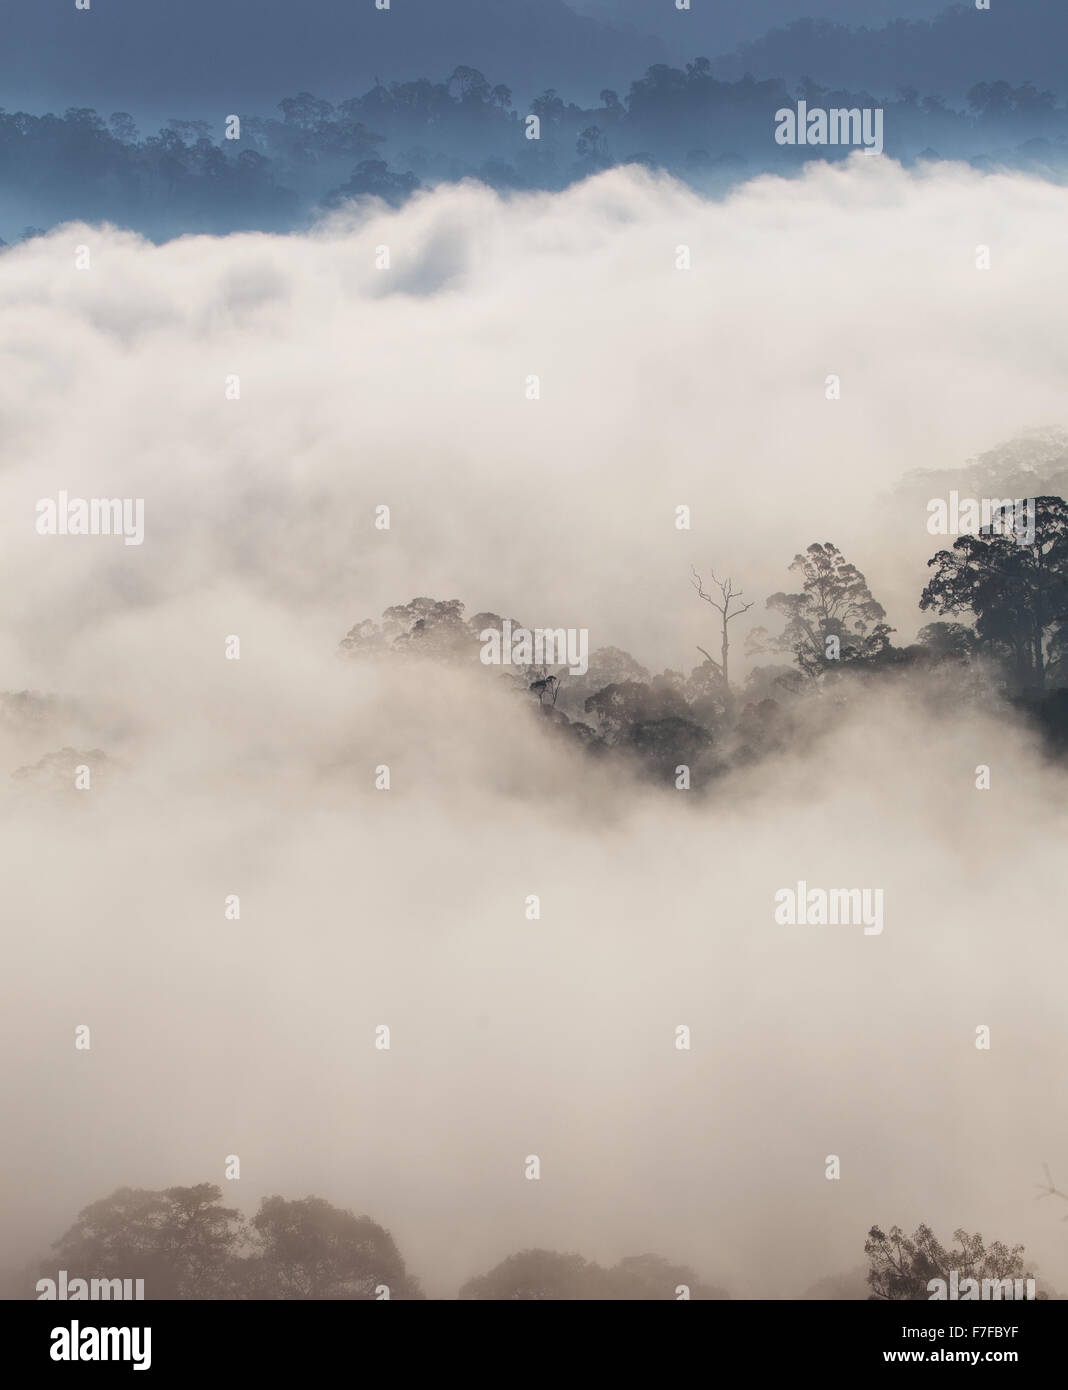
[691,566,754,694]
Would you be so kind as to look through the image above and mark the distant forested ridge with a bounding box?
[5,57,1068,243]
[7,1182,1054,1300]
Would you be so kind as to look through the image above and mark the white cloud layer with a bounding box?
[1,157,1067,1297]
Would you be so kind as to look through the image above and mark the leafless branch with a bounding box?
[1035,1164,1068,1219]
[695,645,721,671]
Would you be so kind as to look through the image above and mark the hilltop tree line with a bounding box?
[340,496,1068,786]
[5,60,1068,242]
[11,1182,1050,1300]
[16,1183,723,1301]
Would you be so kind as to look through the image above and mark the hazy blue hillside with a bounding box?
[571,0,952,56]
[713,0,1068,100]
[0,0,664,122]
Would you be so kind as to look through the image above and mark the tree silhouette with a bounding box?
[690,565,754,698]
[864,1223,1040,1300]
[766,542,893,678]
[48,1185,243,1300]
[41,1184,423,1300]
[248,1195,421,1300]
[920,496,1068,692]
[323,158,420,209]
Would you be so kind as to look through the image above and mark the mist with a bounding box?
[2,156,1067,1298]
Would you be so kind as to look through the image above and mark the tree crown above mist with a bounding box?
[35,1186,735,1300]
[921,495,1068,692]
[43,1187,422,1300]
[864,1223,1044,1300]
[334,500,1068,789]
[762,542,894,678]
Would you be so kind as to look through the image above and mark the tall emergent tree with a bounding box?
[765,542,893,677]
[919,496,1068,692]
